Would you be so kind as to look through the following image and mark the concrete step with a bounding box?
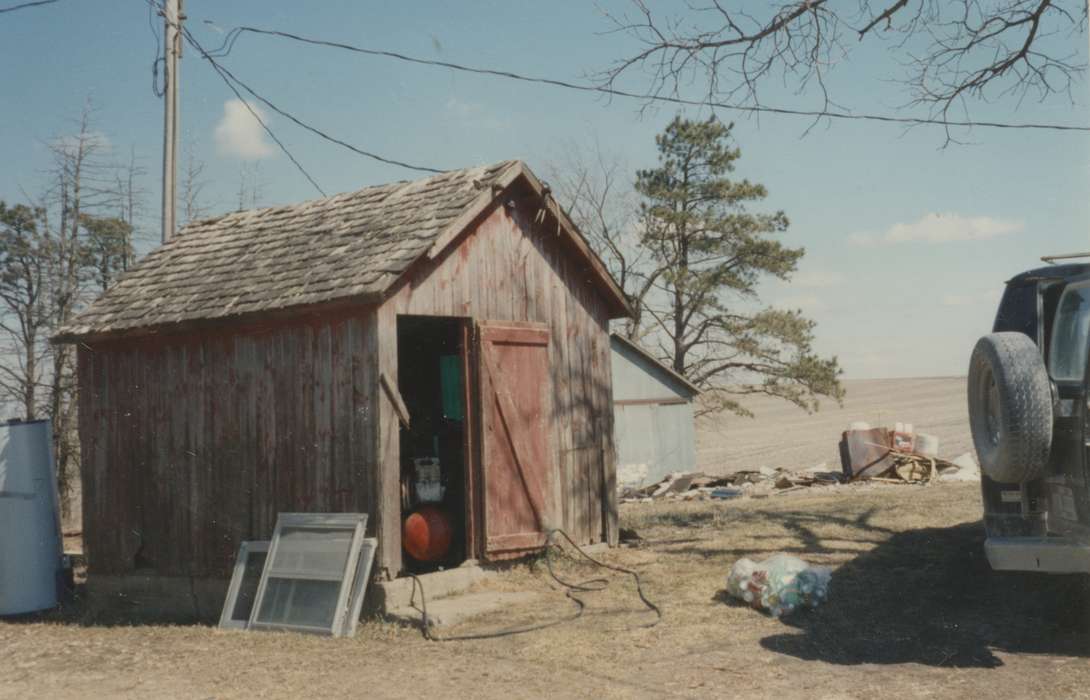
[385,591,539,628]
[373,564,491,614]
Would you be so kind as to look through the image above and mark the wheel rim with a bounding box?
[984,370,1002,447]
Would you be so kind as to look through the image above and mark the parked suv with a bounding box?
[968,256,1090,573]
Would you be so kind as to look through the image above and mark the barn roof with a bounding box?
[55,160,631,342]
[610,333,702,398]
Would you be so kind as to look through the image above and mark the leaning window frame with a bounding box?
[248,513,368,637]
[340,537,378,638]
[218,540,270,630]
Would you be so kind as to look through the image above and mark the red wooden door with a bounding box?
[477,322,553,559]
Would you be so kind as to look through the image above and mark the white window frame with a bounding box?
[340,537,377,638]
[218,540,269,630]
[248,513,368,637]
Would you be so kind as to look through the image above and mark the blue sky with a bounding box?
[1,1,1087,379]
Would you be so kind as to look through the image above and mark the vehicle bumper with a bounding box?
[985,536,1090,574]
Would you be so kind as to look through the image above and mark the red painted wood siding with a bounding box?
[77,310,380,578]
[478,322,553,558]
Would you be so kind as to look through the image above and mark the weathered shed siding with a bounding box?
[77,310,380,578]
[610,336,698,486]
[614,403,697,486]
[378,187,617,573]
[72,162,627,590]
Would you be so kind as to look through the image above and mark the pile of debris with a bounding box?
[620,465,841,503]
[620,421,981,505]
[839,422,979,484]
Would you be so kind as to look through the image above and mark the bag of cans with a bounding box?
[725,553,831,617]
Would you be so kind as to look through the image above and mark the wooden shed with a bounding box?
[55,160,631,608]
[610,334,701,488]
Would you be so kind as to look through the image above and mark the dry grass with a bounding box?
[4,482,1089,699]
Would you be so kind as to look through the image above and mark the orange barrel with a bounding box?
[403,505,453,562]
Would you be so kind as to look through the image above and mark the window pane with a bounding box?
[256,577,341,629]
[270,527,353,577]
[229,550,267,622]
[1049,283,1090,381]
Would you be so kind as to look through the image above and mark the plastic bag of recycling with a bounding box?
[725,553,831,617]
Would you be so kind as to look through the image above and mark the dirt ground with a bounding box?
[697,376,972,474]
[3,481,1088,699]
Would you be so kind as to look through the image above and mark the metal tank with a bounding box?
[0,419,63,615]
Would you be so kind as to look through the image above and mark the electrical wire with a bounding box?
[212,25,1090,135]
[408,527,660,642]
[181,27,329,195]
[0,0,59,14]
[148,0,164,98]
[183,32,444,176]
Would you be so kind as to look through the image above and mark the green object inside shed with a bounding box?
[440,355,464,421]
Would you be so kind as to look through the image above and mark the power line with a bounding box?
[222,25,1090,135]
[148,0,164,98]
[0,0,59,14]
[181,27,444,175]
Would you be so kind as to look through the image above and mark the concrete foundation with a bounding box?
[372,565,491,614]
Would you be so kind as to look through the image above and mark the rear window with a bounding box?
[1049,281,1090,382]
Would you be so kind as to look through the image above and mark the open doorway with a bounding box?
[396,315,472,573]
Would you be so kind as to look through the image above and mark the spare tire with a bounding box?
[967,332,1053,483]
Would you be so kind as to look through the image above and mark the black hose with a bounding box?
[407,527,660,642]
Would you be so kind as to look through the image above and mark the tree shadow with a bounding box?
[760,521,1090,668]
[665,506,895,559]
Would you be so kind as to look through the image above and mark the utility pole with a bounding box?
[161,0,183,244]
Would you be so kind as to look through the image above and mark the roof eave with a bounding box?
[610,333,702,396]
[52,291,386,345]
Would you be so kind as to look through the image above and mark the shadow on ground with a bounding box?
[760,520,1090,668]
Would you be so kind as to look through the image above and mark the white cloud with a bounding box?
[850,213,1024,246]
[214,99,274,160]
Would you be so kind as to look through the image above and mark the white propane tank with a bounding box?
[0,419,62,615]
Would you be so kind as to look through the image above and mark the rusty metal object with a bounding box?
[840,427,897,480]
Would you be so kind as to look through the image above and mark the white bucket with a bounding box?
[915,433,940,458]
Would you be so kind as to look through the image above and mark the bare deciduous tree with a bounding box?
[181,140,212,226]
[113,146,148,265]
[546,141,659,340]
[0,202,50,421]
[601,1,1086,127]
[38,100,116,512]
[237,162,265,211]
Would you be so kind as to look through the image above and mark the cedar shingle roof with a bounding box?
[56,160,519,340]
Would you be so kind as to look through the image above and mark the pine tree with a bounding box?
[636,116,843,415]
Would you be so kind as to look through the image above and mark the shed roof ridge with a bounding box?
[54,159,534,340]
[175,159,521,239]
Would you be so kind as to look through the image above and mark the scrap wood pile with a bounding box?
[838,421,979,484]
[620,465,842,503]
[621,420,980,504]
